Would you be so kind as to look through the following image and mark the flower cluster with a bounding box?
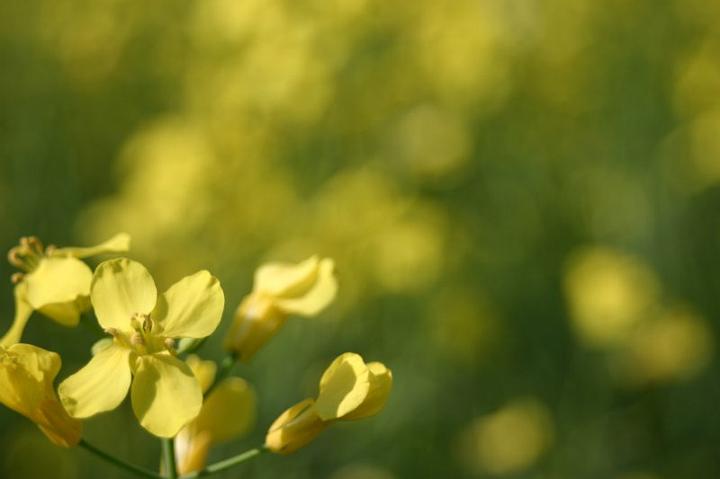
[0,234,392,477]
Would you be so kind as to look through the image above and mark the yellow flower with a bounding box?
[265,352,391,454]
[224,256,337,361]
[58,258,225,437]
[1,233,130,346]
[0,343,82,447]
[175,355,256,474]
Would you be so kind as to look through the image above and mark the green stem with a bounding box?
[179,447,267,478]
[204,353,237,397]
[79,439,163,479]
[162,438,178,479]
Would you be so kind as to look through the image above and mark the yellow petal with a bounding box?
[35,397,84,447]
[0,343,60,414]
[0,284,34,347]
[275,258,337,316]
[37,299,87,328]
[194,377,256,443]
[254,256,321,298]
[91,338,114,356]
[265,398,327,455]
[0,344,82,447]
[152,270,224,339]
[91,259,157,331]
[24,257,92,315]
[314,353,371,421]
[51,233,131,259]
[131,354,202,437]
[223,294,287,362]
[58,344,132,418]
[186,355,217,394]
[341,362,393,420]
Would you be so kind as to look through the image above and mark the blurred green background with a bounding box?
[2,0,720,478]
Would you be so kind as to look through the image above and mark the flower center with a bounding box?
[105,314,176,356]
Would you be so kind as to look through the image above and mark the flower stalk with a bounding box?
[162,437,178,479]
[79,439,162,479]
[179,447,267,478]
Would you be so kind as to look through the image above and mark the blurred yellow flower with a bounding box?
[224,255,337,361]
[176,355,256,474]
[564,247,659,347]
[459,398,553,476]
[1,233,130,346]
[616,307,713,385]
[0,343,82,448]
[59,258,225,437]
[266,352,391,454]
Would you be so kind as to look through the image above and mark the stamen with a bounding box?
[130,316,141,332]
[10,272,24,284]
[7,248,24,269]
[164,338,177,355]
[142,316,153,334]
[26,237,43,255]
[7,236,46,272]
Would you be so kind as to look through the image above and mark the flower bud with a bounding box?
[224,256,337,361]
[176,357,256,474]
[223,293,287,362]
[265,399,327,455]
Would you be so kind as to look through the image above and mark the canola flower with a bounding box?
[175,355,256,474]
[1,233,130,346]
[0,343,82,447]
[225,255,337,361]
[266,352,392,454]
[0,236,390,479]
[59,258,224,437]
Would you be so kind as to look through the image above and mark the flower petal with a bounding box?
[194,377,256,443]
[314,352,370,421]
[0,343,60,414]
[185,355,217,394]
[131,354,202,437]
[51,233,131,259]
[35,398,83,447]
[152,270,224,339]
[37,298,88,328]
[58,344,132,418]
[275,258,337,316]
[91,259,157,331]
[254,256,320,298]
[24,257,92,312]
[0,284,34,346]
[341,362,393,420]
